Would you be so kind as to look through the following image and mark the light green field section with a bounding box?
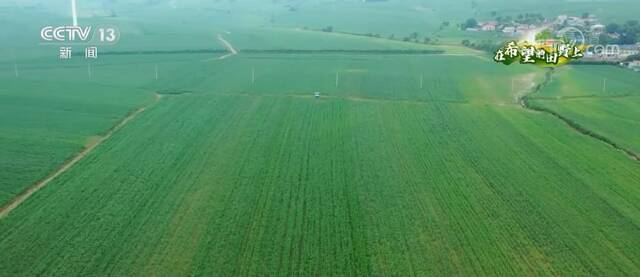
[154,54,538,105]
[530,65,640,155]
[531,97,640,153]
[536,66,640,98]
[225,28,447,51]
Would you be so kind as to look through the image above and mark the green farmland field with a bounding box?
[2,0,640,276]
[2,55,640,275]
[530,65,640,154]
[0,63,153,205]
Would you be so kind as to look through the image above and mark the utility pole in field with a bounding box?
[335,71,340,87]
[603,78,607,94]
[71,0,78,26]
[420,74,424,89]
[251,68,255,84]
[155,65,158,80]
[14,63,19,78]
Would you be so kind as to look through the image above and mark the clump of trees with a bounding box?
[461,39,501,52]
[321,26,333,32]
[602,20,639,44]
[461,18,478,29]
[514,13,545,25]
[492,13,544,26]
[439,21,450,30]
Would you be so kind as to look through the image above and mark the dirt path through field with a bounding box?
[520,69,640,162]
[0,94,161,220]
[203,34,238,61]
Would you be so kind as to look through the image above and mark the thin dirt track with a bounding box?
[0,94,161,220]
[203,34,238,61]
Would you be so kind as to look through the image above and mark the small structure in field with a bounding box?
[314,91,321,99]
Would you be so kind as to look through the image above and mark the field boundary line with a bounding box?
[0,94,161,220]
[202,91,470,105]
[520,69,640,162]
[529,94,640,101]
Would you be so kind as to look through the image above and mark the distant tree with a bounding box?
[322,26,333,32]
[619,33,637,44]
[598,33,611,44]
[440,21,450,30]
[626,20,640,34]
[462,18,478,29]
[606,23,620,34]
[461,39,500,52]
[423,37,432,44]
[536,29,554,40]
[623,53,640,62]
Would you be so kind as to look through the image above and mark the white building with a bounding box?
[590,24,606,34]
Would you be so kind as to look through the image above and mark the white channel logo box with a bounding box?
[40,26,120,45]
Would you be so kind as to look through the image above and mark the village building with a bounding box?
[481,21,497,31]
[556,15,568,25]
[502,26,516,34]
[590,24,605,35]
[566,17,586,27]
[619,45,640,56]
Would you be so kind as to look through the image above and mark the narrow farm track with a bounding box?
[0,94,161,220]
[202,34,238,62]
[521,69,640,162]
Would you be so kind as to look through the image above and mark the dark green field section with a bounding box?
[1,92,639,276]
